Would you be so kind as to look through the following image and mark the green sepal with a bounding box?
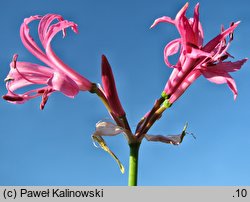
[163,99,172,108]
[161,91,170,100]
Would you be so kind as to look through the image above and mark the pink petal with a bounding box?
[20,16,56,68]
[186,46,212,58]
[7,61,53,91]
[201,69,238,99]
[164,67,180,95]
[175,2,189,21]
[203,21,240,52]
[43,20,78,48]
[47,71,79,98]
[41,18,92,91]
[210,59,247,72]
[38,14,64,47]
[164,57,197,96]
[175,3,195,49]
[168,69,201,104]
[192,3,200,39]
[150,16,175,28]
[21,14,92,91]
[163,38,181,67]
[192,3,204,46]
[10,61,53,75]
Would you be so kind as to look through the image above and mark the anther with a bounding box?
[2,95,24,102]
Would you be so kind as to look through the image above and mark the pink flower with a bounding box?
[101,55,125,117]
[3,55,80,109]
[151,3,247,104]
[3,14,92,109]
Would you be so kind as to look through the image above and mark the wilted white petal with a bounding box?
[94,121,125,136]
[145,123,189,145]
[145,134,177,144]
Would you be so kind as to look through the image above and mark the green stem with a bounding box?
[128,143,140,186]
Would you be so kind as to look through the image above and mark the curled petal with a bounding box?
[150,16,175,28]
[202,59,247,99]
[201,68,237,99]
[21,16,43,52]
[164,38,181,68]
[20,16,56,68]
[21,14,92,91]
[43,19,78,49]
[38,14,64,47]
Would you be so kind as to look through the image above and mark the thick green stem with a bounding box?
[128,143,140,186]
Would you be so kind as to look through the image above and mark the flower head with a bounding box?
[3,14,92,109]
[151,3,247,104]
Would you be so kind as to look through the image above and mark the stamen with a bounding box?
[37,89,45,94]
[40,88,52,110]
[11,54,44,85]
[186,132,196,140]
[219,55,229,62]
[229,22,234,41]
[186,42,199,49]
[221,25,226,44]
[2,95,24,102]
[4,77,14,82]
[12,54,18,69]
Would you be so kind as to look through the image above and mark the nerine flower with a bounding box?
[151,3,247,104]
[3,14,92,109]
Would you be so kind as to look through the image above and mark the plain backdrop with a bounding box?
[0,0,249,185]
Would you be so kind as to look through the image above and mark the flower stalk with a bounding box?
[128,142,140,186]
